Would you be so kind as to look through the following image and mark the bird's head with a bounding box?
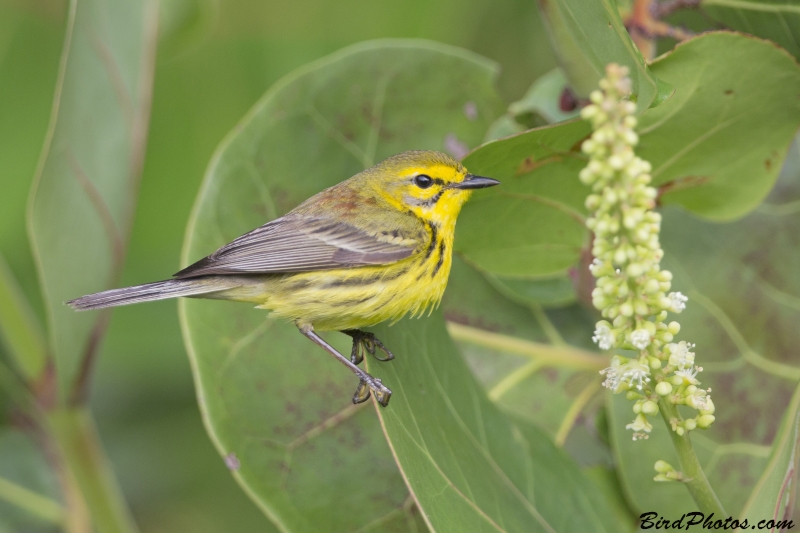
[365,150,499,225]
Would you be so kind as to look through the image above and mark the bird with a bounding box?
[68,150,499,406]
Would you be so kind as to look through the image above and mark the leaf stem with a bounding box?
[554,380,600,446]
[47,407,139,533]
[530,305,567,347]
[658,399,727,516]
[0,475,64,524]
[488,359,546,401]
[446,321,608,370]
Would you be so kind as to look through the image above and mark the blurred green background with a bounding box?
[0,0,559,530]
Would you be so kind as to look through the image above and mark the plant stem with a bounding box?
[446,321,608,371]
[659,399,727,516]
[47,407,139,533]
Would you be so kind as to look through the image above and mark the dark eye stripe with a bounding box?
[411,175,447,186]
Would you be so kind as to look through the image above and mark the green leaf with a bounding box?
[180,39,503,532]
[535,0,662,111]
[27,0,159,399]
[459,119,592,278]
[641,32,800,220]
[740,380,800,524]
[0,427,63,531]
[0,253,47,381]
[507,69,582,126]
[484,69,582,143]
[484,273,577,308]
[702,0,800,60]
[442,258,613,469]
[459,32,800,281]
[369,311,620,533]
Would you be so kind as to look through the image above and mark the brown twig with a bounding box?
[652,0,702,19]
[625,0,696,59]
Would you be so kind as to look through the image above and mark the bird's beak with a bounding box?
[452,174,500,190]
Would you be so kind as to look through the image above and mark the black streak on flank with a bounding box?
[432,241,446,278]
[331,295,374,307]
[424,222,438,260]
[323,268,406,288]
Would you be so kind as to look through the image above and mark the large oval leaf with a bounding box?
[459,119,592,278]
[741,380,800,525]
[640,32,800,220]
[180,39,503,532]
[370,311,620,533]
[702,0,800,60]
[27,0,159,399]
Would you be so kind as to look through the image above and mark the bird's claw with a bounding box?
[351,378,392,407]
[345,330,395,364]
[352,380,371,403]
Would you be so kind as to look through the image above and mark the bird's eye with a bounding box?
[413,175,434,189]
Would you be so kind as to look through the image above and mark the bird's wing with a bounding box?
[174,215,422,278]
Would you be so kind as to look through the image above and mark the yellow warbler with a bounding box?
[68,150,498,406]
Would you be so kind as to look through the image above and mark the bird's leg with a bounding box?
[298,324,392,407]
[342,329,395,363]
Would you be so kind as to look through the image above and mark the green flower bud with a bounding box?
[697,414,716,429]
[654,460,675,473]
[642,400,659,415]
[700,397,715,415]
[655,382,673,396]
[684,418,697,431]
[626,263,643,277]
[644,279,660,294]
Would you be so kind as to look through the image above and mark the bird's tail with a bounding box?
[67,277,234,310]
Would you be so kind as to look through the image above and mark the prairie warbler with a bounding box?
[69,151,499,406]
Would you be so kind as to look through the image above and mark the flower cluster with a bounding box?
[580,64,715,441]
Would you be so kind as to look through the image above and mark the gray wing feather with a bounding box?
[174,215,418,278]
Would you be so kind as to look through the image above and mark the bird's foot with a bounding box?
[352,376,392,407]
[343,329,395,365]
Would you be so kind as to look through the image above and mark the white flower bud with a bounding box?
[630,329,651,350]
[668,292,688,312]
[581,65,709,435]
[592,323,615,350]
